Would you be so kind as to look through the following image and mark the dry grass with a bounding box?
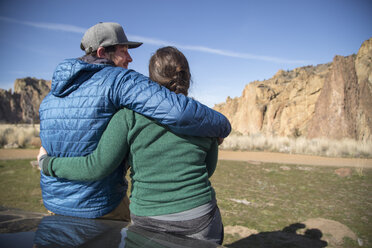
[221,133,372,158]
[212,160,372,247]
[0,124,40,148]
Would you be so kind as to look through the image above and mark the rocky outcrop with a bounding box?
[306,55,359,140]
[0,89,22,123]
[355,38,372,140]
[0,78,50,124]
[214,63,330,138]
[214,38,372,141]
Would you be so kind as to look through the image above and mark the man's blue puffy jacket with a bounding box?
[39,58,231,218]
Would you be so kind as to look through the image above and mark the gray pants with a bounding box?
[187,206,224,245]
[131,206,224,245]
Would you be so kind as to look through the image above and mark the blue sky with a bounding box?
[0,0,371,107]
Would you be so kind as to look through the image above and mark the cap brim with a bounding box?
[125,41,143,49]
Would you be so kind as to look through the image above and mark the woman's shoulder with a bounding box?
[129,111,215,149]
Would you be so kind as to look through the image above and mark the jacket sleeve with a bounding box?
[47,109,130,181]
[110,69,231,138]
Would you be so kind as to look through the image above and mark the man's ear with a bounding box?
[96,47,106,58]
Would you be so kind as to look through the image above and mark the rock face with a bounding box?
[306,55,359,140]
[214,38,372,141]
[0,77,50,124]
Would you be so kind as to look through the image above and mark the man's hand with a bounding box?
[37,146,47,163]
[217,137,224,145]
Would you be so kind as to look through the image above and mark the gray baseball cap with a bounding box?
[80,22,143,53]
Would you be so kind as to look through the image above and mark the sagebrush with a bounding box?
[220,133,372,158]
[2,124,371,158]
[0,124,40,148]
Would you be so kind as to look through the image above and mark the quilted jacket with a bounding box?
[39,58,231,218]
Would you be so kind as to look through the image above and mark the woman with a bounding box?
[38,46,224,244]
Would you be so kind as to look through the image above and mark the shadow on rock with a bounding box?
[225,223,328,248]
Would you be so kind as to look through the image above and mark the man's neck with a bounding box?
[79,54,115,66]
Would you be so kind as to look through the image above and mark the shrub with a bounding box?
[0,124,40,148]
[220,132,372,158]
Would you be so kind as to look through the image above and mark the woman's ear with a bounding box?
[96,47,106,58]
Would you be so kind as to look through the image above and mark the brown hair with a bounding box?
[149,46,191,96]
[86,45,117,60]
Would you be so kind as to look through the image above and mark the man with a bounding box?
[80,22,139,69]
[39,22,231,221]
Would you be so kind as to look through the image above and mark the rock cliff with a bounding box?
[214,38,372,141]
[0,77,50,124]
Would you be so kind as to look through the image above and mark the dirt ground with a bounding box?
[0,149,40,160]
[1,148,371,168]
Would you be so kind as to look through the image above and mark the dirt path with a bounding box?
[0,149,39,160]
[219,150,372,168]
[1,149,371,168]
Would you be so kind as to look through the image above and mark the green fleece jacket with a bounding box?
[44,108,218,216]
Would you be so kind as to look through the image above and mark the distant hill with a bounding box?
[214,38,372,141]
[0,77,50,124]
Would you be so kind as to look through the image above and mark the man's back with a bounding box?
[39,59,128,218]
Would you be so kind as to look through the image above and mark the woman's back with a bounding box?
[122,108,218,216]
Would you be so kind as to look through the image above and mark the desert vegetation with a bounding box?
[1,124,371,159]
[0,124,40,149]
[220,132,372,158]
